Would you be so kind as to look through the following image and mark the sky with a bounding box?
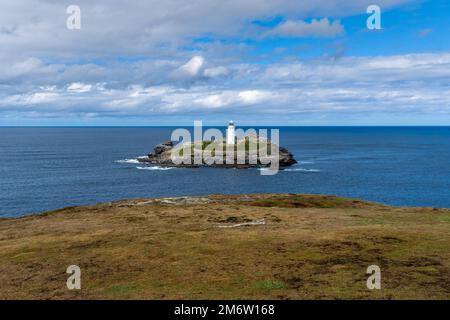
[0,0,449,126]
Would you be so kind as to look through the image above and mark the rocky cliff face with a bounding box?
[138,139,297,168]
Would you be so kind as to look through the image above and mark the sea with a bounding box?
[1,126,450,217]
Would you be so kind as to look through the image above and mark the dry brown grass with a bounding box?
[0,193,449,299]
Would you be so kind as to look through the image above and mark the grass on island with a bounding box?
[0,193,449,300]
[176,138,273,157]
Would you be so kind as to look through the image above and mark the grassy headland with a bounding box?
[0,194,449,299]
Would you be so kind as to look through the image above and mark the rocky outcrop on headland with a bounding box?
[138,138,297,168]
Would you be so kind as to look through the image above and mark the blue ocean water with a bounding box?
[1,127,450,217]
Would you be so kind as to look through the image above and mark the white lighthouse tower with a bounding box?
[226,120,235,145]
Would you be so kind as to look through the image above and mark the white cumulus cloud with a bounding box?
[265,18,344,38]
[172,56,205,79]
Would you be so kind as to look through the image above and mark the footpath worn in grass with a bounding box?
[0,194,449,299]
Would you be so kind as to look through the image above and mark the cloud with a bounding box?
[265,18,344,38]
[193,93,233,108]
[262,53,450,83]
[0,57,44,83]
[67,82,92,93]
[6,91,60,105]
[191,90,272,108]
[173,56,205,78]
[1,0,446,124]
[1,53,449,122]
[170,56,232,83]
[204,66,229,78]
[238,90,272,104]
[0,0,413,59]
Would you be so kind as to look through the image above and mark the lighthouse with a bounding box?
[226,120,235,145]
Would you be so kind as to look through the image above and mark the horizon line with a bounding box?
[1,125,450,128]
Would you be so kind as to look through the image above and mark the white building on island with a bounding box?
[226,120,235,144]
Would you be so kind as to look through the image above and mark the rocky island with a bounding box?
[138,138,297,168]
[138,122,297,169]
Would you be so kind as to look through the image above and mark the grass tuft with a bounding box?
[254,280,286,290]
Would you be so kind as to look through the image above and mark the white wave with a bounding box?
[136,166,174,171]
[116,158,140,164]
[283,168,320,172]
[258,165,320,172]
[298,161,314,164]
